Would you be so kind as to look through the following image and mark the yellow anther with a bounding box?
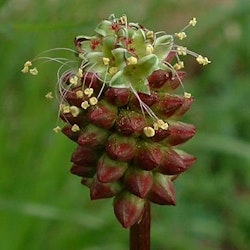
[62,105,70,114]
[153,122,159,130]
[53,126,61,133]
[69,75,78,86]
[184,92,192,98]
[76,90,84,99]
[84,88,94,97]
[143,127,155,137]
[89,97,98,106]
[81,101,90,110]
[157,119,169,130]
[109,67,118,75]
[173,61,184,70]
[196,55,211,66]
[71,124,80,132]
[29,67,38,75]
[175,32,187,40]
[77,68,83,78]
[25,61,32,67]
[127,56,138,65]
[21,61,32,73]
[102,57,110,66]
[120,15,127,25]
[146,31,154,39]
[70,106,80,117]
[189,17,197,27]
[177,46,187,56]
[146,44,154,54]
[45,92,53,100]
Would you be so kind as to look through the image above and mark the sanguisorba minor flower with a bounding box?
[22,15,210,228]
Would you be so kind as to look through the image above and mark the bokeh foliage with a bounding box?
[1,0,250,249]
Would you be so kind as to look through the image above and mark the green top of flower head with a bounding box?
[73,14,210,95]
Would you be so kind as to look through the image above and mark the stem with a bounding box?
[130,201,151,250]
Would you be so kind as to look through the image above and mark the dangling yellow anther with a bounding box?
[69,75,78,86]
[196,55,211,66]
[109,67,118,75]
[173,61,184,70]
[77,68,83,78]
[177,46,187,56]
[76,90,84,99]
[70,106,80,117]
[71,124,80,132]
[29,67,38,75]
[157,119,169,130]
[84,88,94,97]
[102,57,110,66]
[62,105,70,114]
[146,31,154,40]
[45,92,53,100]
[184,92,192,98]
[175,32,187,40]
[81,101,90,110]
[127,56,138,65]
[89,97,98,106]
[189,17,197,27]
[21,61,32,73]
[143,127,155,137]
[53,126,61,133]
[120,15,127,25]
[146,44,154,54]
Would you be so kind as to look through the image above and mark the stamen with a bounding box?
[70,106,80,117]
[146,44,154,54]
[21,61,32,73]
[175,32,187,40]
[173,61,184,70]
[89,97,98,105]
[127,56,138,65]
[29,67,38,75]
[62,105,70,114]
[76,90,84,98]
[177,46,187,56]
[184,92,192,98]
[45,92,53,99]
[77,68,83,77]
[102,57,110,65]
[81,101,90,109]
[196,55,211,65]
[143,127,155,137]
[84,88,94,97]
[109,67,118,75]
[71,124,80,132]
[53,126,61,133]
[146,31,154,40]
[69,75,78,86]
[189,17,197,27]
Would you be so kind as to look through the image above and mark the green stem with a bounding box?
[130,201,151,250]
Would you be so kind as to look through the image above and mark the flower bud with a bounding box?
[124,167,153,198]
[90,177,122,200]
[148,173,176,205]
[97,154,128,183]
[106,134,136,161]
[113,191,145,228]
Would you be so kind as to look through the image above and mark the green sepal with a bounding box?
[153,34,173,60]
[95,20,114,37]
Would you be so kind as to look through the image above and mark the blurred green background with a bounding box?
[1,0,250,249]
